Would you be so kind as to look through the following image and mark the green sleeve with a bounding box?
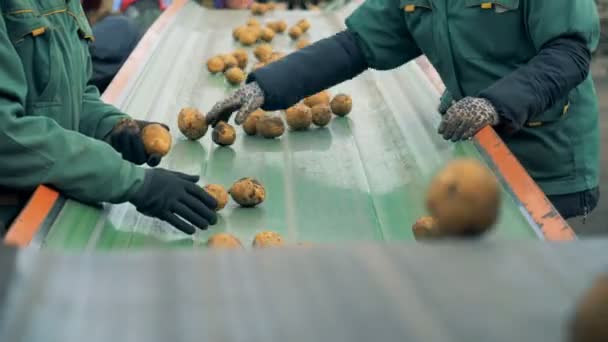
[80,50,129,140]
[524,0,600,51]
[345,0,422,70]
[0,14,145,204]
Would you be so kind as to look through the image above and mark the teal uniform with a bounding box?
[0,0,145,225]
[345,0,600,196]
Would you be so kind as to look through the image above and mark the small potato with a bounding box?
[296,19,311,33]
[285,104,312,130]
[207,233,243,249]
[220,54,238,70]
[229,177,266,207]
[248,25,263,40]
[247,18,261,26]
[243,109,265,136]
[206,56,225,73]
[212,121,237,146]
[303,90,330,108]
[233,25,248,40]
[254,44,273,62]
[267,20,287,33]
[239,29,258,46]
[204,184,229,211]
[252,231,284,248]
[296,39,310,49]
[256,115,285,139]
[250,3,267,16]
[178,107,208,140]
[330,94,353,117]
[412,216,441,241]
[261,27,275,42]
[232,49,248,69]
[141,123,172,156]
[288,25,303,40]
[225,67,246,85]
[311,105,331,127]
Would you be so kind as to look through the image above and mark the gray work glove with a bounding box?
[438,97,500,141]
[206,82,265,127]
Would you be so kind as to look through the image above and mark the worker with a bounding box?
[82,0,141,93]
[0,1,217,235]
[208,0,600,221]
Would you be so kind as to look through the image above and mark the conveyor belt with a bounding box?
[1,239,607,341]
[9,2,558,250]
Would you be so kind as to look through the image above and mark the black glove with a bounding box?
[106,119,169,167]
[129,168,218,235]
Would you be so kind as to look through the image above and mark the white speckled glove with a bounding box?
[206,82,265,127]
[438,97,500,141]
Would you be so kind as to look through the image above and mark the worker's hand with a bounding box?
[206,82,265,127]
[438,97,500,141]
[107,119,169,167]
[129,168,218,235]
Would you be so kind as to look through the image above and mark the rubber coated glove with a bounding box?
[106,119,169,167]
[206,82,265,127]
[438,97,500,141]
[129,168,218,235]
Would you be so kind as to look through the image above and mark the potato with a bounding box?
[303,90,330,107]
[220,54,238,70]
[233,25,248,40]
[256,115,285,139]
[252,62,266,71]
[203,184,229,211]
[247,18,261,26]
[248,25,263,40]
[296,39,310,49]
[285,104,312,130]
[296,19,311,33]
[261,27,275,42]
[267,20,287,33]
[569,273,608,342]
[207,233,243,249]
[229,177,265,207]
[232,49,248,69]
[411,216,441,241]
[177,107,208,140]
[288,25,302,40]
[254,44,273,62]
[239,29,258,46]
[206,56,225,73]
[141,123,172,156]
[212,121,237,146]
[250,3,267,16]
[267,2,276,10]
[243,109,265,136]
[311,105,331,127]
[252,231,284,248]
[426,158,500,237]
[225,67,246,85]
[330,94,352,117]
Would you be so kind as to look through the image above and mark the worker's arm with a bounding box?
[477,0,598,131]
[207,0,421,125]
[81,54,167,167]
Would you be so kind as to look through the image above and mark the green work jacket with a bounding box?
[346,0,600,196]
[0,0,145,208]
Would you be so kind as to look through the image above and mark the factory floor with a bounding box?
[569,58,608,236]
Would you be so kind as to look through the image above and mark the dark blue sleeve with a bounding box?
[247,29,368,111]
[478,34,591,131]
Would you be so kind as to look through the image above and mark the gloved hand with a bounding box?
[107,119,169,167]
[438,97,500,141]
[129,168,218,235]
[206,82,265,127]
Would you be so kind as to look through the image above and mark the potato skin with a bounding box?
[203,184,229,211]
[229,177,265,207]
[256,115,285,139]
[225,67,246,85]
[178,107,208,140]
[207,233,243,249]
[141,123,172,156]
[330,94,353,117]
[212,121,237,146]
[311,105,331,127]
[285,104,312,130]
[252,231,284,248]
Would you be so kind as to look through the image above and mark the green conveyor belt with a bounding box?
[38,4,538,251]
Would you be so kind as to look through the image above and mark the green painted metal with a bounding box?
[40,4,537,251]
